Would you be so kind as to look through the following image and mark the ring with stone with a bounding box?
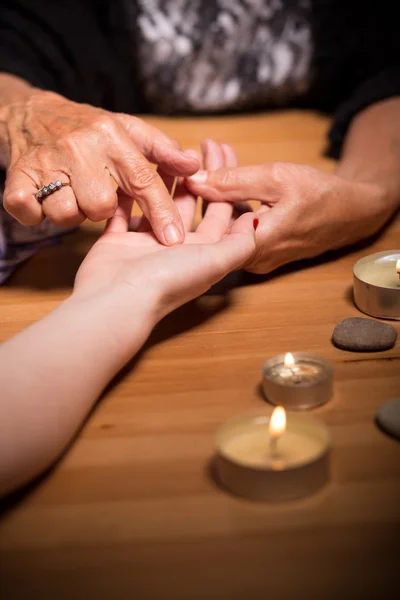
[34,180,69,201]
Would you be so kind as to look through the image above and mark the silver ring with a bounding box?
[35,180,69,201]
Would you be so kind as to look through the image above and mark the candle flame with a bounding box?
[396,259,400,274]
[284,352,295,369]
[269,406,286,440]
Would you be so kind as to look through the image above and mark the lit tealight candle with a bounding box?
[353,250,400,320]
[262,352,333,410]
[269,405,286,457]
[215,407,330,501]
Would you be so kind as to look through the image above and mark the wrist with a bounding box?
[0,73,34,107]
[336,98,400,212]
[69,284,160,365]
[0,74,36,166]
[336,165,400,214]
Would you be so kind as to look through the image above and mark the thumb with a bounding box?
[204,222,257,282]
[185,164,277,203]
[239,203,293,274]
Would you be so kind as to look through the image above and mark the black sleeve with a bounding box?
[0,0,65,92]
[317,1,400,160]
[328,66,400,159]
[0,0,140,112]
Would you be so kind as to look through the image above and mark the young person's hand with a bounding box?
[74,141,256,321]
[0,139,256,498]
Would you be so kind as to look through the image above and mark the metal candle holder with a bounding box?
[353,250,400,321]
[262,353,334,410]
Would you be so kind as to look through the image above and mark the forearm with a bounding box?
[336,97,400,213]
[0,291,156,497]
[0,73,33,107]
[0,73,35,166]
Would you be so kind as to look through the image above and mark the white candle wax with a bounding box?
[217,413,329,470]
[215,411,331,501]
[223,424,325,469]
[355,253,400,289]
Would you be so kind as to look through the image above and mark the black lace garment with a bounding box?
[130,0,312,113]
[0,0,399,156]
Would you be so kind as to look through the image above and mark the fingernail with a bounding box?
[163,223,181,245]
[253,218,259,231]
[188,170,208,184]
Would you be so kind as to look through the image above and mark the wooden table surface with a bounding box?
[0,112,399,600]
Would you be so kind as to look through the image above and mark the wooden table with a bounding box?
[1,112,399,600]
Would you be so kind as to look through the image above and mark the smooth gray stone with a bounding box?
[332,317,397,352]
[376,399,400,440]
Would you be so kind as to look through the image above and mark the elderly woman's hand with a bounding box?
[185,159,395,273]
[1,88,200,245]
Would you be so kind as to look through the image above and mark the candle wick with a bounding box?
[270,436,279,458]
[290,367,301,384]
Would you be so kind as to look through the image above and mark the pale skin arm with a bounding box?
[0,291,157,497]
[0,142,256,498]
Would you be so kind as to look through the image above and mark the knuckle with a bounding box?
[94,193,117,216]
[47,200,79,225]
[92,114,118,137]
[84,192,117,221]
[270,161,302,187]
[218,168,236,190]
[121,115,144,139]
[270,161,288,184]
[127,115,142,129]
[56,132,81,155]
[62,199,79,219]
[131,165,157,190]
[151,143,179,169]
[3,187,31,211]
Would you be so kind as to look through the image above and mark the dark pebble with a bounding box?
[376,399,400,440]
[332,317,397,352]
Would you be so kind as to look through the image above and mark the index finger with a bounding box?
[109,132,185,246]
[116,114,200,176]
[196,139,233,240]
[185,163,278,203]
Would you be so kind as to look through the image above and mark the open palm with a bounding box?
[74,141,256,316]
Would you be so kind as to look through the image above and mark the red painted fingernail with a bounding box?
[253,218,259,231]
